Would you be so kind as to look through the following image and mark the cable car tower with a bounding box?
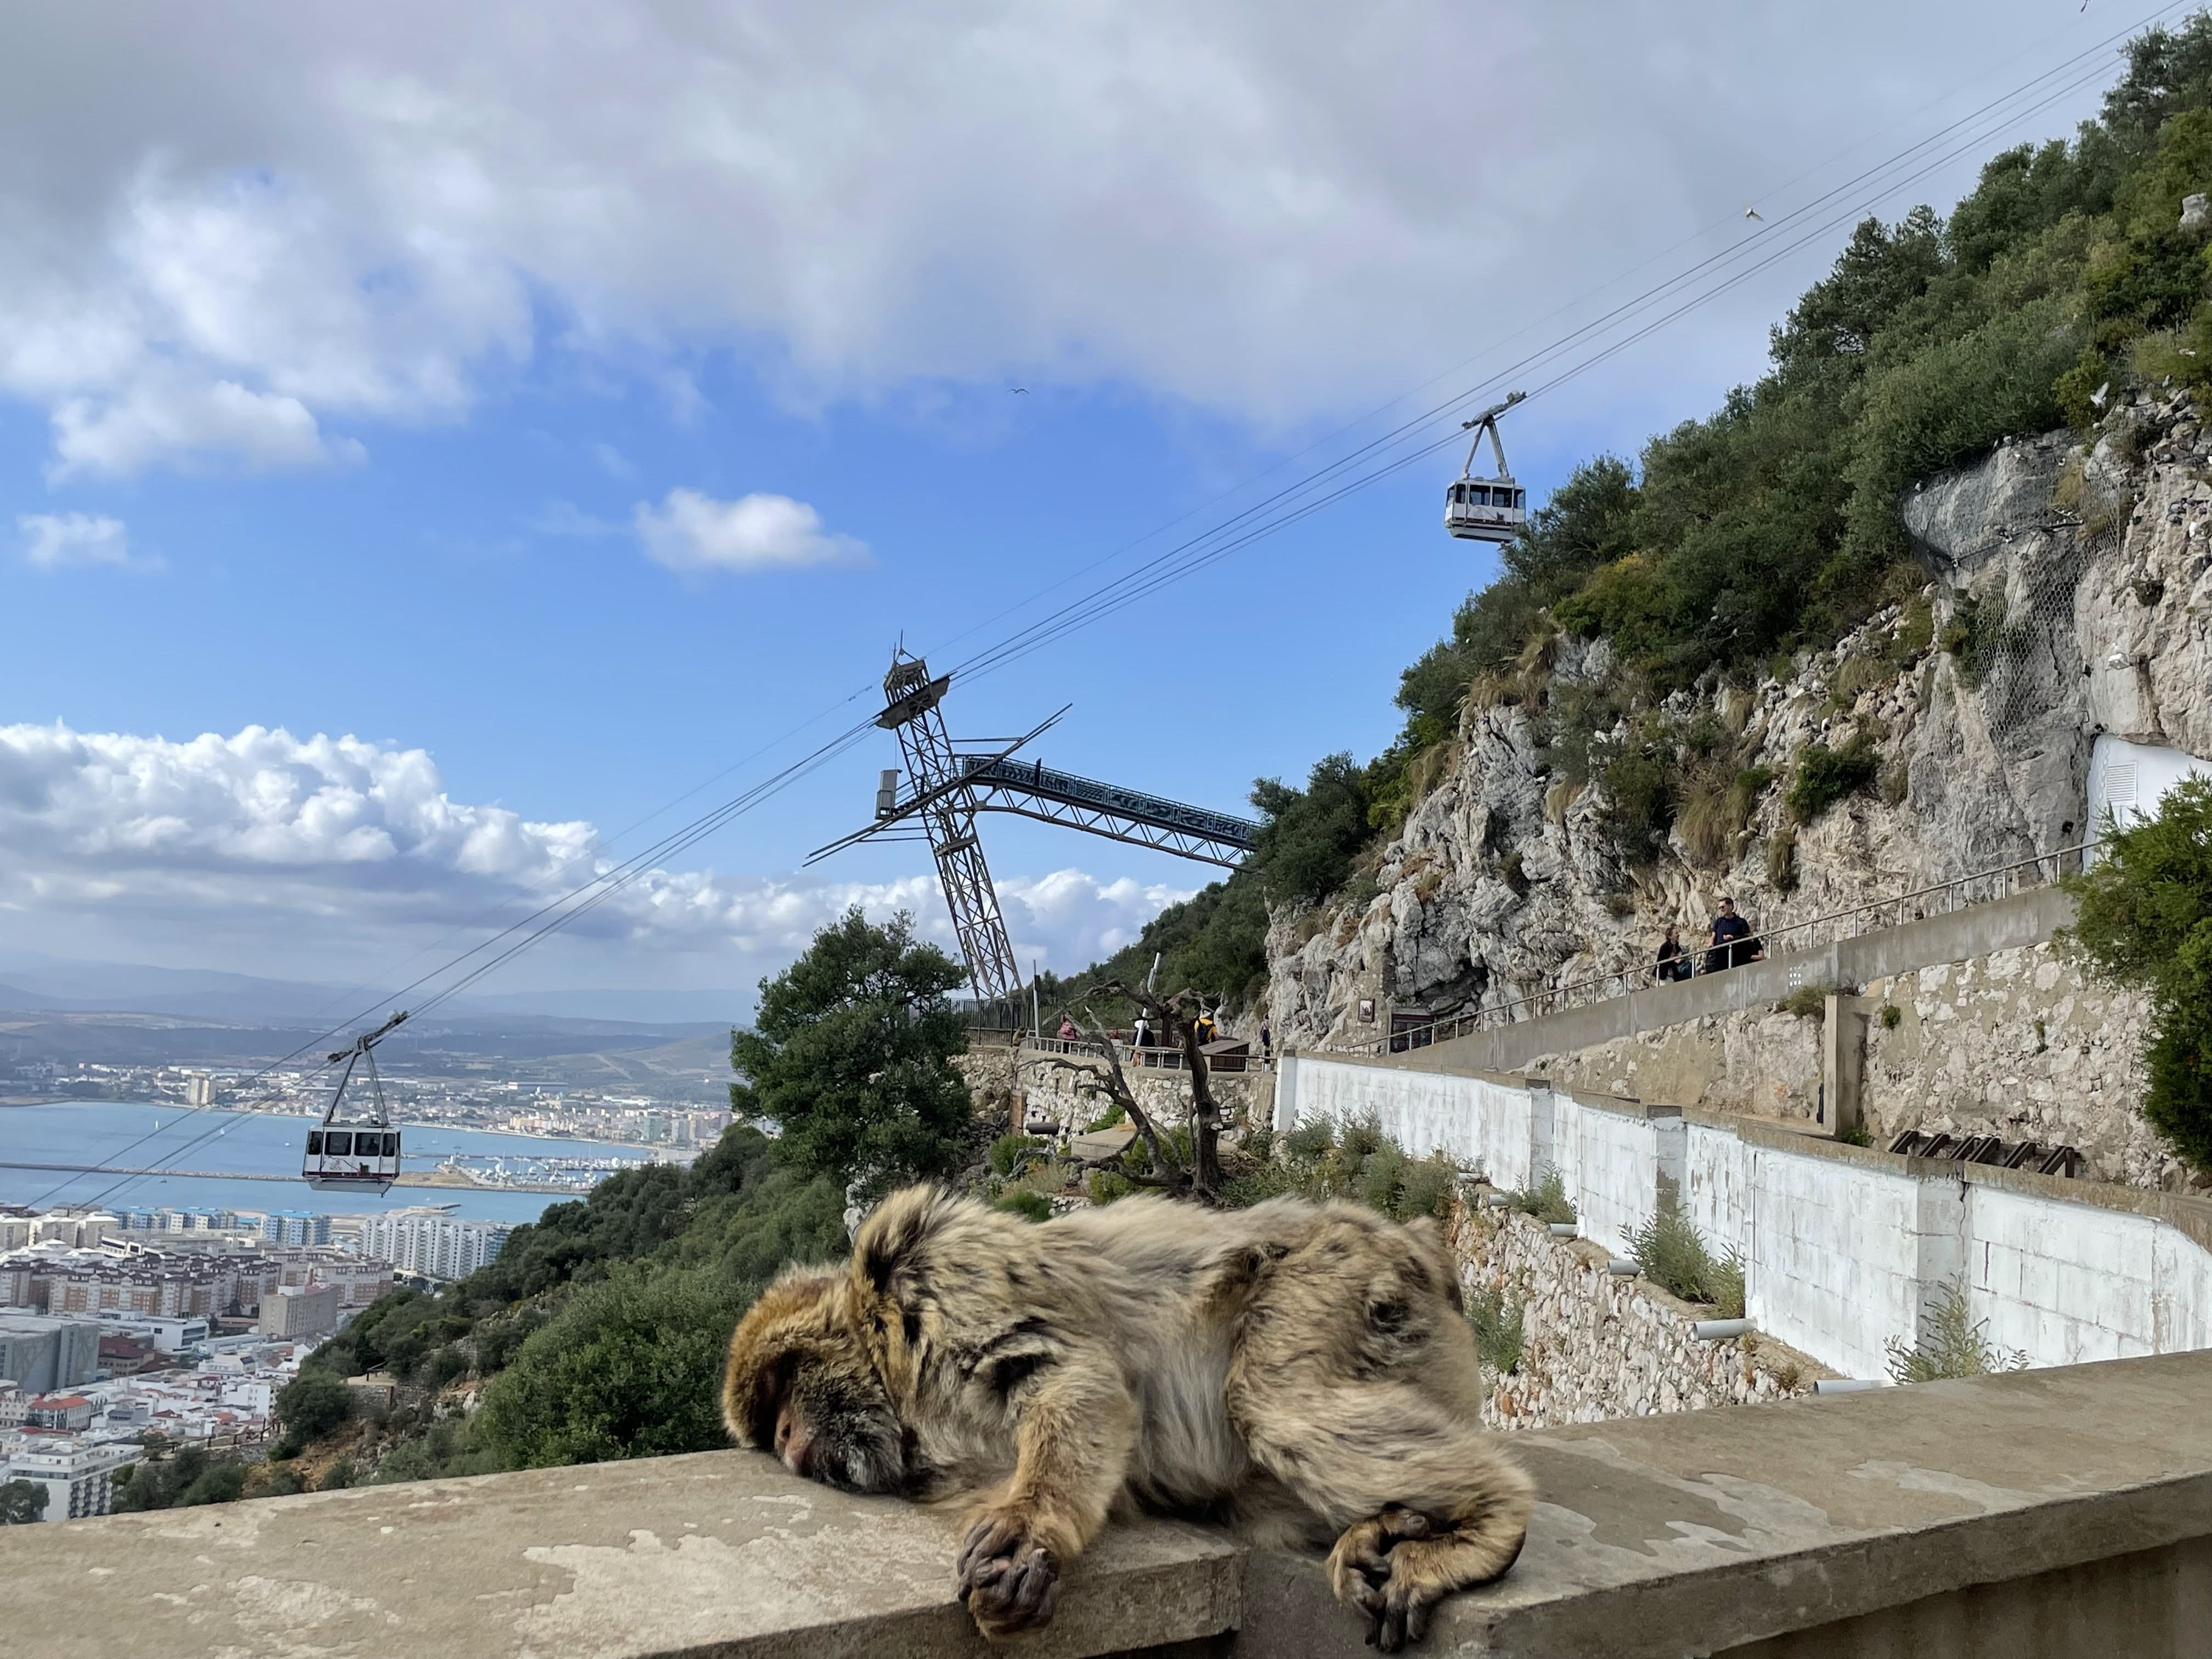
[1444,390,1528,544]
[302,1010,407,1192]
[810,650,1261,1013]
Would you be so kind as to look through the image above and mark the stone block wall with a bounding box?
[1526,938,2171,1188]
[1010,1046,1272,1134]
[1446,1201,1820,1431]
[1860,941,2169,1187]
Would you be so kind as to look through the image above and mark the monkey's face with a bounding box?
[723,1272,913,1496]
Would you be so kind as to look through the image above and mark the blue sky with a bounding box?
[0,1,2140,1017]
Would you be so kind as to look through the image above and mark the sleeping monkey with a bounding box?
[722,1185,1532,1651]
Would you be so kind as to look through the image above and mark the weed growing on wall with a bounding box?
[1627,1185,1744,1316]
[1884,1278,2029,1382]
[1502,1166,1577,1226]
[1466,1284,1526,1376]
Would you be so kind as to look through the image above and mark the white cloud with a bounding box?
[0,720,1176,995]
[51,376,364,479]
[18,512,145,571]
[0,4,2107,474]
[592,442,636,479]
[633,488,868,574]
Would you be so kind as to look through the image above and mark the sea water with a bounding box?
[0,1101,657,1224]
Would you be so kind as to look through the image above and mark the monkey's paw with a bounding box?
[956,1508,1062,1640]
[1328,1506,1441,1652]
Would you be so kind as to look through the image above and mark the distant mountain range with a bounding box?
[0,950,747,1028]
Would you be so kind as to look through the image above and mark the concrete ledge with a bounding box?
[2,1451,1242,1659]
[1244,1351,2212,1657]
[9,1353,2212,1657]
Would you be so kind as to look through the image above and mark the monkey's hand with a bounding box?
[956,1504,1063,1640]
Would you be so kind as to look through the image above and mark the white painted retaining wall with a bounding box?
[1280,1054,2212,1380]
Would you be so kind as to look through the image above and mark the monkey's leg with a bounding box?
[1232,1382,1533,1652]
[955,1352,1137,1643]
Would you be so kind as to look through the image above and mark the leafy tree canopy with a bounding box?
[731,908,973,1198]
[0,1479,47,1523]
[2065,775,2212,1166]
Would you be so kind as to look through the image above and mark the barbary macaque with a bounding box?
[722,1186,1532,1651]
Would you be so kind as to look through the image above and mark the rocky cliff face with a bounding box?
[1266,393,2212,1059]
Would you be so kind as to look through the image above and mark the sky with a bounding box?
[0,0,2162,1022]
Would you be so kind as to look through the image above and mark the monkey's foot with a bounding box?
[1328,1505,1525,1652]
[957,1508,1062,1641]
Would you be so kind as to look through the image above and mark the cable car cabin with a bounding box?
[303,1127,402,1193]
[302,1009,409,1193]
[1444,477,1527,543]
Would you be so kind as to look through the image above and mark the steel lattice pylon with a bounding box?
[877,653,1022,1006]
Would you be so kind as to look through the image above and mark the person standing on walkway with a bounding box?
[1706,895,1757,973]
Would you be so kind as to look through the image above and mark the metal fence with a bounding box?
[1344,840,2095,1057]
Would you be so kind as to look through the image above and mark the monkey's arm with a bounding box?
[955,1339,1137,1639]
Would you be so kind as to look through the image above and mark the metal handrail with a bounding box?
[1023,1035,1113,1057]
[1341,840,2095,1057]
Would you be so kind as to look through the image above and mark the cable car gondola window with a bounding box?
[325,1131,351,1156]
[306,1131,323,1154]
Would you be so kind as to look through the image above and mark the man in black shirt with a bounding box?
[1706,895,1759,974]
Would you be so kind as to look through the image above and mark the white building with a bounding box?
[354,1209,512,1281]
[4,1438,137,1522]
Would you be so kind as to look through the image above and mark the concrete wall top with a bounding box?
[10,1355,2212,1657]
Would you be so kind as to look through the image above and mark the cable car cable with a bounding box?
[34,11,2172,1216]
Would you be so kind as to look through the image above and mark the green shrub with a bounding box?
[1466,1285,1526,1375]
[1786,738,1880,822]
[1086,1169,1140,1206]
[995,1189,1053,1222]
[476,1263,759,1469]
[1939,592,2002,686]
[989,1133,1045,1177]
[1082,1104,1126,1132]
[1837,1121,1875,1148]
[1503,1167,1577,1226]
[1880,1003,1903,1029]
[1884,1278,2028,1382]
[1627,1186,1741,1313]
[1778,986,1829,1018]
[2063,776,2212,1167]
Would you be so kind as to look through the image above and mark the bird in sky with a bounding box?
[1007,386,1029,394]
[1743,205,1764,221]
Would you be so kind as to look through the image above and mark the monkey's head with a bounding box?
[722,1267,913,1496]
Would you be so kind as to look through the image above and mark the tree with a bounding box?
[0,1479,47,1523]
[2064,776,2212,1167]
[1051,984,1228,1202]
[731,908,973,1198]
[274,1368,352,1450]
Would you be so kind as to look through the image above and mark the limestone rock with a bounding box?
[1266,397,2212,1176]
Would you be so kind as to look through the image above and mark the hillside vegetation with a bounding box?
[1048,17,2212,1017]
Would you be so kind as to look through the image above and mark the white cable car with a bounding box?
[1445,391,1528,544]
[303,1011,408,1193]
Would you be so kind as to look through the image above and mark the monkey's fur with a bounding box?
[721,1185,1533,1651]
